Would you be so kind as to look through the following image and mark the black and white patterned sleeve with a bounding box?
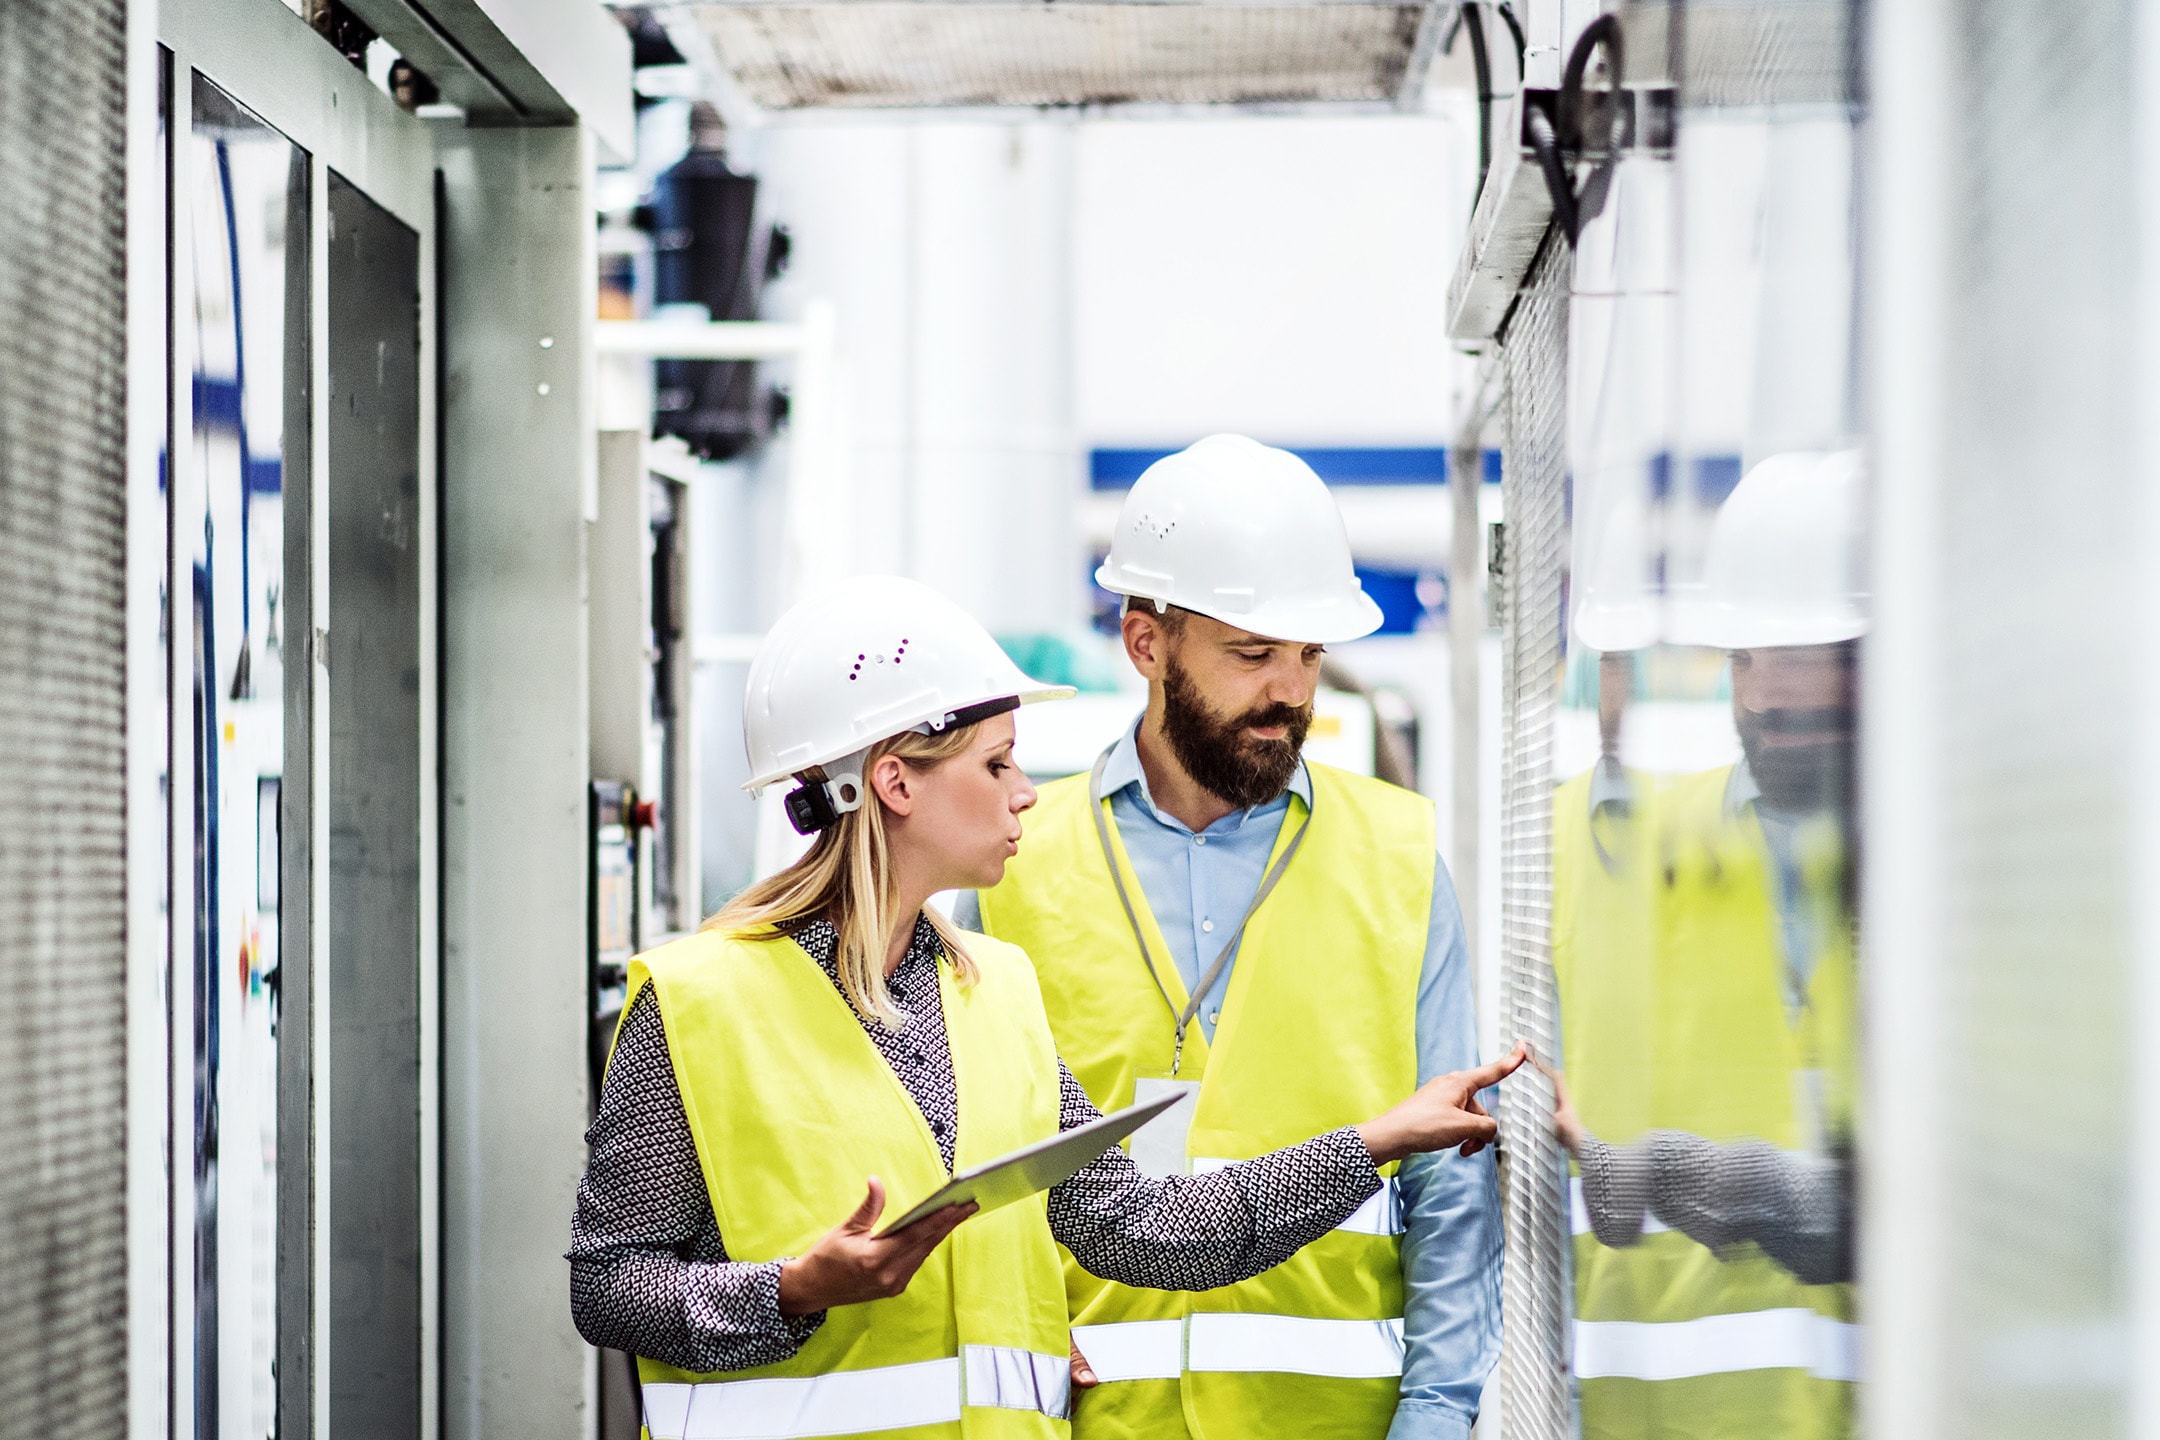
[1576,1130,1853,1286]
[567,986,826,1372]
[1046,1060,1382,1291]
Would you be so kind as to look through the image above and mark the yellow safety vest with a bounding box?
[977,763,1432,1440]
[621,928,1074,1440]
[1552,765,1857,1440]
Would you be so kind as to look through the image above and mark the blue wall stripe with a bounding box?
[1090,445,1502,490]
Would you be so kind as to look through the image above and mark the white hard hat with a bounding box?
[1094,435,1384,645]
[1571,489,1660,653]
[1665,449,1868,650]
[741,576,1074,832]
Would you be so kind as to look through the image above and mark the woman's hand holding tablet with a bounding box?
[776,1178,979,1316]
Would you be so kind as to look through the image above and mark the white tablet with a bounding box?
[876,1090,1191,1236]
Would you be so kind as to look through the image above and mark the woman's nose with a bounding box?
[1012,784,1037,814]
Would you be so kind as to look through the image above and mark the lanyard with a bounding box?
[1087,746,1314,1076]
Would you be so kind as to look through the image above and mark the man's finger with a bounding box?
[1071,1341,1099,1390]
[1464,1095,1489,1118]
[1459,1046,1529,1093]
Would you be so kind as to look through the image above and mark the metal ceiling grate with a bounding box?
[1624,0,1857,109]
[687,3,1429,109]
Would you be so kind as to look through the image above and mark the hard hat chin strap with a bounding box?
[913,694,1021,733]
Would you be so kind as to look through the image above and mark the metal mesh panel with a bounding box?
[1625,0,1856,108]
[1930,3,2132,1434]
[1495,236,1572,1440]
[692,4,1424,109]
[0,0,132,1430]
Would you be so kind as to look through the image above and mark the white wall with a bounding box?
[750,121,1083,635]
[1071,109,1476,445]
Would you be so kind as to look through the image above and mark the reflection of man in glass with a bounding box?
[1551,452,1865,1440]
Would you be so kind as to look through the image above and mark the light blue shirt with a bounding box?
[956,721,1502,1440]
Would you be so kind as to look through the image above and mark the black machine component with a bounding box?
[649,152,791,460]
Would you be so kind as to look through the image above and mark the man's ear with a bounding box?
[868,753,914,816]
[1122,607,1168,681]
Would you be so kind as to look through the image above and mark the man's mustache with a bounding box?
[1739,705,1854,737]
[1234,702,1311,734]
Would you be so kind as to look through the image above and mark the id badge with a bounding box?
[1128,1077,1201,1179]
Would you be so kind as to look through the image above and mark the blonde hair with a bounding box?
[705,723,982,1028]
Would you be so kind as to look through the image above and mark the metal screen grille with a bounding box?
[1494,235,1572,1440]
[690,4,1426,109]
[0,0,132,1430]
[1624,1,1856,108]
[1918,3,2132,1435]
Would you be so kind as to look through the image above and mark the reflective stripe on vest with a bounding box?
[641,1348,1072,1440]
[1194,1158,1402,1236]
[1573,1310,1861,1384]
[1073,1316,1408,1384]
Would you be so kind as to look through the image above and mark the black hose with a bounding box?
[1495,2,1528,78]
[1461,2,1493,202]
[1528,12,1629,244]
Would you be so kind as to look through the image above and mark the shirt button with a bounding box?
[1201,919,1215,933]
[1194,835,1208,846]
[1207,1009,1220,1026]
[930,1119,946,1135]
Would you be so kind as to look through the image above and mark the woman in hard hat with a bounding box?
[569,575,1522,1440]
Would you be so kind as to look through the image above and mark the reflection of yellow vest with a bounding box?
[1552,766,1856,1440]
[977,764,1432,1440]
[622,930,1072,1440]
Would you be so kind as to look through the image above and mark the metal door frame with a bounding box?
[138,2,438,1435]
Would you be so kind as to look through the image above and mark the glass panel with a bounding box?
[188,72,305,1440]
[1550,7,1866,1436]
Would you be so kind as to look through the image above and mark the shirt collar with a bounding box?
[1097,714,1312,833]
[788,913,943,978]
[1587,754,1634,815]
[1724,757,1762,820]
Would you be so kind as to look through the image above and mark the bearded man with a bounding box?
[956,436,1500,1440]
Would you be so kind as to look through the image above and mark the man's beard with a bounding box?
[1159,655,1312,810]
[1736,705,1856,816]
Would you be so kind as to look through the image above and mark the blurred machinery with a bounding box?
[648,149,792,459]
[592,431,703,959]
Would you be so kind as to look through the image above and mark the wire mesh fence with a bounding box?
[1495,234,1573,1440]
[0,0,133,1428]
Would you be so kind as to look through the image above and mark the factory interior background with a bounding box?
[1,0,2152,1438]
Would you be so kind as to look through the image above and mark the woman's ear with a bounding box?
[868,753,914,816]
